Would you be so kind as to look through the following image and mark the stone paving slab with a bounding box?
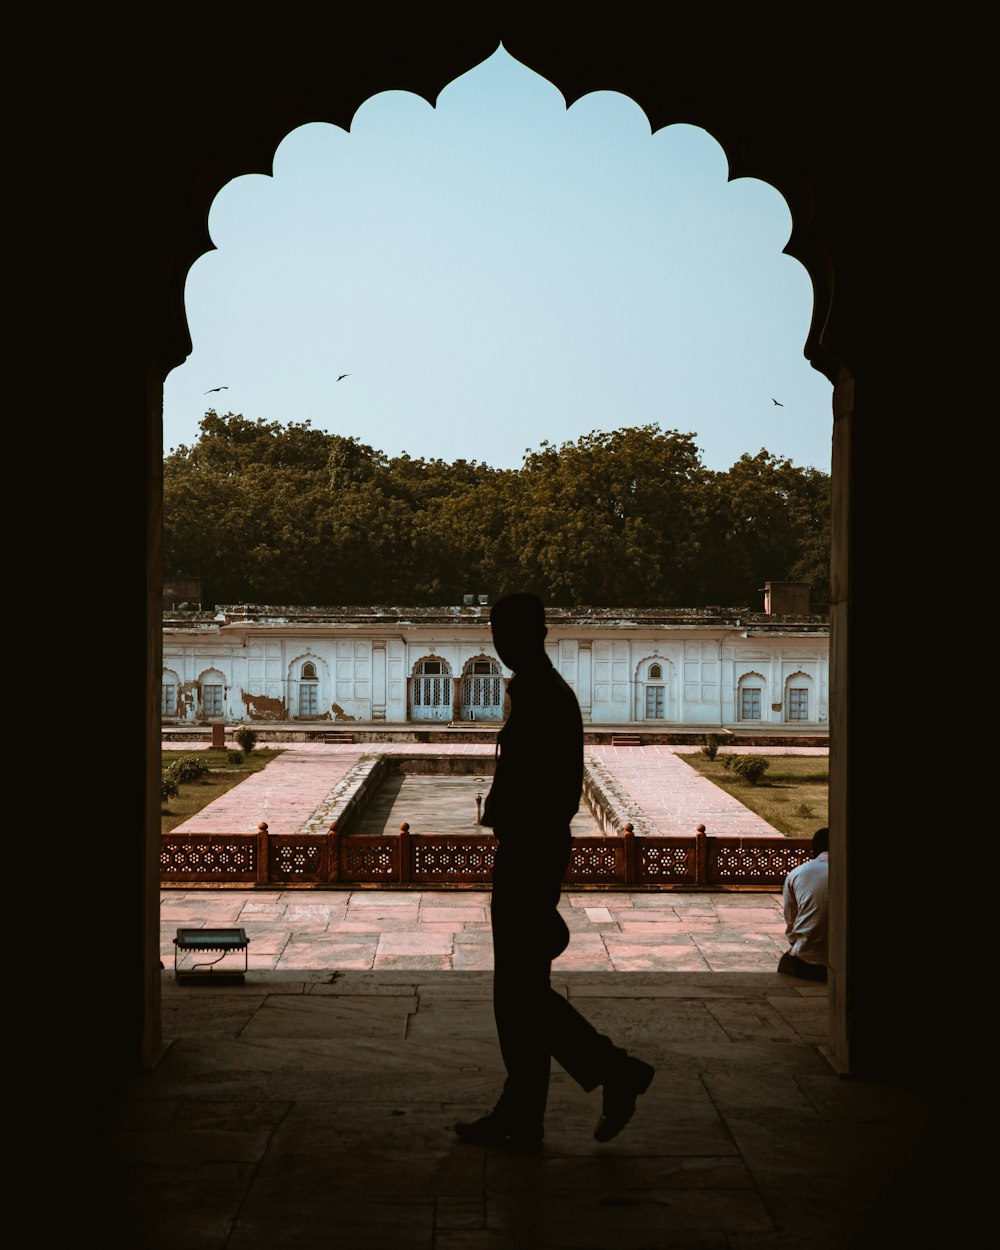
[85,966,987,1250]
[77,953,991,1250]
[161,887,788,974]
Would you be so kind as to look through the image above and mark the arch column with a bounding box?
[827,371,851,1073]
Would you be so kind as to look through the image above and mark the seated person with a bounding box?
[778,826,829,982]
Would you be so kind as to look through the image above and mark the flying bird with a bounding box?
[336,373,351,382]
[204,386,229,394]
[772,398,783,406]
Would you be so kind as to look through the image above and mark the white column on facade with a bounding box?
[729,643,738,727]
[577,640,593,723]
[183,646,196,723]
[235,638,245,723]
[386,637,405,721]
[372,639,387,722]
[716,638,725,726]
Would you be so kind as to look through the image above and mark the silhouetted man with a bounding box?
[455,592,654,1153]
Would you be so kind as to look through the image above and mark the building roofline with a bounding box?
[162,603,829,630]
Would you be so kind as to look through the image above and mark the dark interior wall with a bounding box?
[25,15,983,1102]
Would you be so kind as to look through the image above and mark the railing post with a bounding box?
[257,821,269,885]
[623,822,636,884]
[695,823,707,885]
[328,823,340,884]
[399,821,411,884]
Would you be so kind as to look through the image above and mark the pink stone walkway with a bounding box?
[164,740,827,839]
[590,744,779,835]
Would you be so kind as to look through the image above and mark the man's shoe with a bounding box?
[594,1057,655,1142]
[454,1112,543,1155]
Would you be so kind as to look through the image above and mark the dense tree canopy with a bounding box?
[164,412,830,608]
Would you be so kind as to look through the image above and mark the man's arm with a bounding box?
[782,875,799,941]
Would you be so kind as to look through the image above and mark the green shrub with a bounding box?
[235,727,259,754]
[721,753,736,770]
[729,755,770,785]
[166,755,211,784]
[227,750,245,765]
[161,775,179,803]
[701,734,719,760]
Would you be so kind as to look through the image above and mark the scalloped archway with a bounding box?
[127,22,918,1091]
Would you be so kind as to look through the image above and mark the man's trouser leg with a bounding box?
[491,871,553,1136]
[490,837,628,1130]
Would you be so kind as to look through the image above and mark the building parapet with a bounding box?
[163,603,829,630]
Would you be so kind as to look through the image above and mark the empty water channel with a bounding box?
[323,754,627,839]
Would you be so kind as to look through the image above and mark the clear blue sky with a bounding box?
[163,46,832,474]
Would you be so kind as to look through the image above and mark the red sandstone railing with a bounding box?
[161,821,813,890]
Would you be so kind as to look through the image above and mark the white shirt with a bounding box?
[783,851,829,964]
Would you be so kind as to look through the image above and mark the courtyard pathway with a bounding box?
[162,739,826,838]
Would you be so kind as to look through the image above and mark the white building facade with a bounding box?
[162,593,829,732]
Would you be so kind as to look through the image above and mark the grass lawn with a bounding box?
[161,748,282,834]
[680,752,828,838]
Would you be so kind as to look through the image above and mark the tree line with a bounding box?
[163,411,830,609]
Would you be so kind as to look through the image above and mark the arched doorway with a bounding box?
[411,656,453,721]
[197,668,226,721]
[292,657,326,719]
[139,55,851,1072]
[634,656,677,722]
[460,656,504,721]
[117,23,966,1091]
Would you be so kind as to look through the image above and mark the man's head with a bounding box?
[489,592,547,672]
[812,827,829,856]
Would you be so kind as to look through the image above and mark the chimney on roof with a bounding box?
[762,581,810,615]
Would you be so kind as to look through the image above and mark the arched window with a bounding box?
[649,663,662,680]
[161,671,179,718]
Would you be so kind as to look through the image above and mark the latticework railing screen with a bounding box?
[160,831,814,889]
[568,838,625,883]
[707,840,812,886]
[269,835,330,883]
[161,835,257,882]
[637,838,699,884]
[410,836,496,882]
[339,836,399,881]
